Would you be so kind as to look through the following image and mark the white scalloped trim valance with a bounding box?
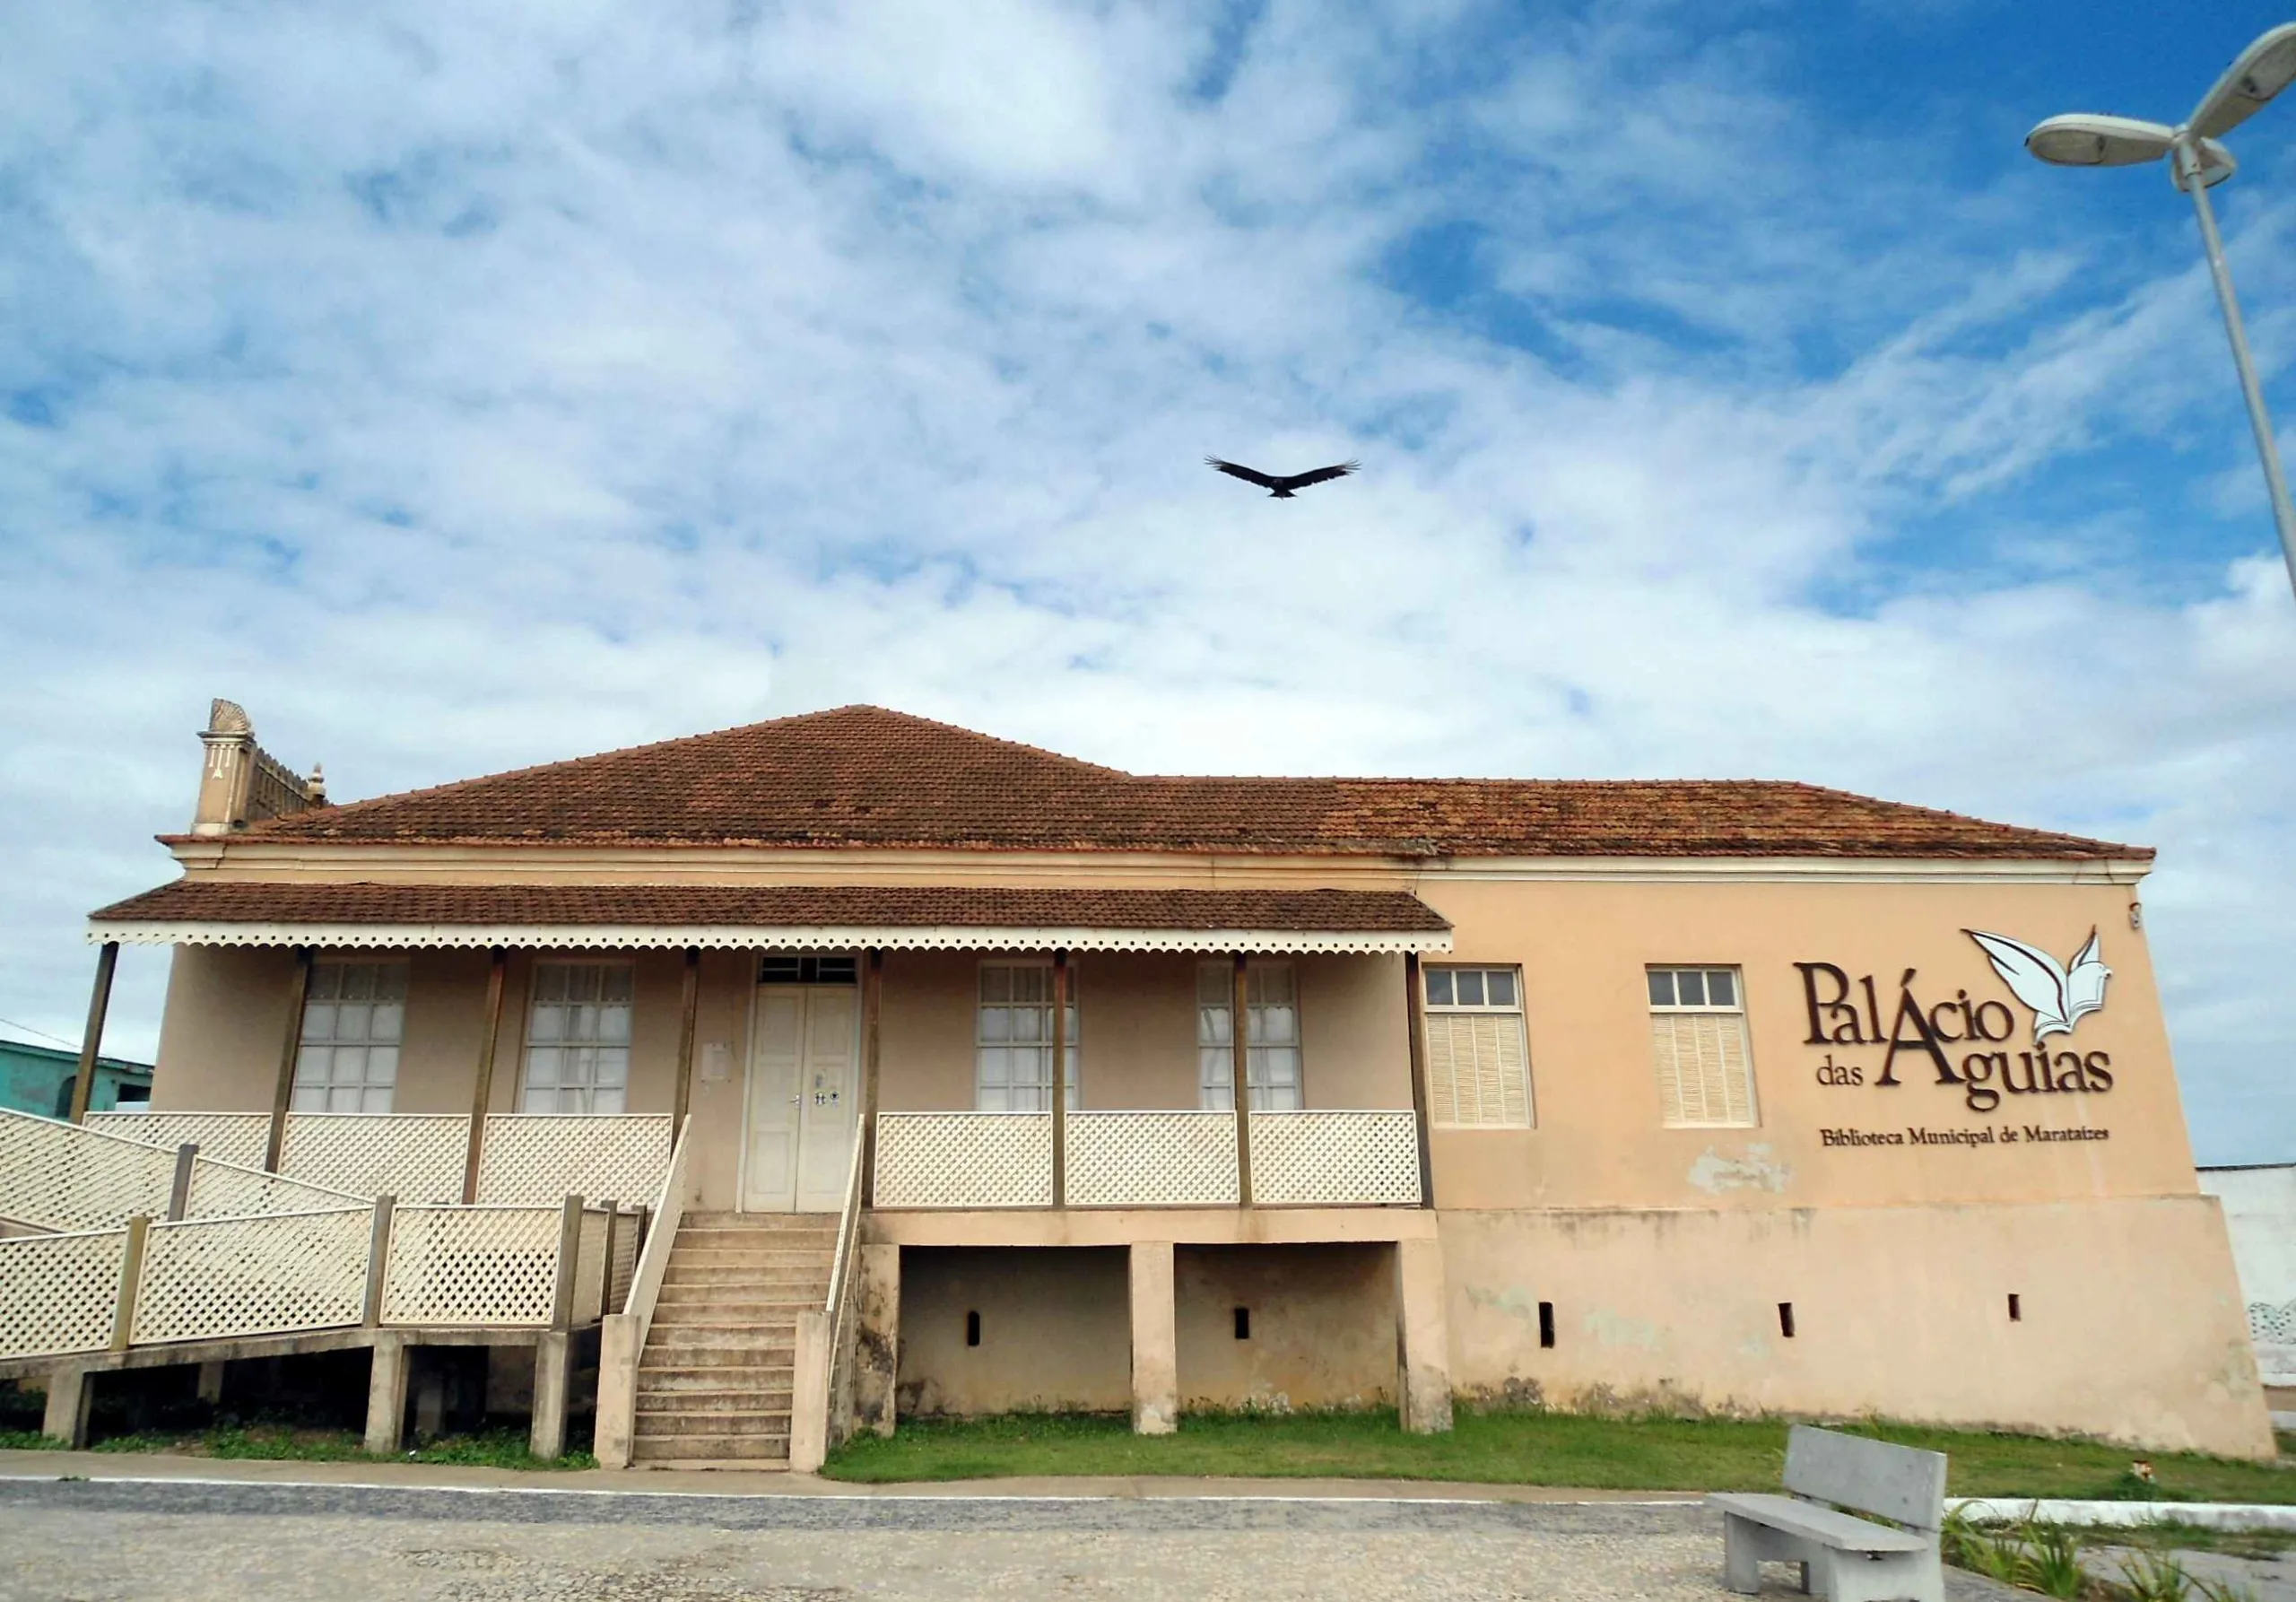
[83,920,1454,955]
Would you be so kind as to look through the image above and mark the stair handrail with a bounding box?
[592,1114,692,1468]
[791,1119,868,1472]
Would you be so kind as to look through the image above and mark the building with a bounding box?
[49,698,2279,1463]
[0,1037,151,1119]
[2198,1163,2296,1424]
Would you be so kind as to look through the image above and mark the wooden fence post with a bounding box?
[1049,951,1069,1209]
[110,1215,150,1352]
[362,1196,396,1328]
[265,947,315,1172]
[1232,953,1254,1206]
[461,949,509,1204]
[69,942,119,1125]
[549,1195,585,1332]
[598,1201,621,1319]
[165,1145,198,1223]
[1403,953,1436,1209]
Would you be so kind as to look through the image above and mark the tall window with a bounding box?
[1421,965,1532,1127]
[1648,966,1757,1127]
[522,962,633,1114]
[1197,961,1302,1110]
[976,962,1079,1111]
[291,961,408,1114]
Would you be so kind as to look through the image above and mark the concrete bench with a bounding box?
[1708,1425,1947,1602]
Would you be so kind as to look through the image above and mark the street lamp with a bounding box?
[2028,23,2296,601]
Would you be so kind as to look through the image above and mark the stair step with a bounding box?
[645,1320,794,1344]
[638,1373,796,1400]
[634,1404,795,1430]
[657,1276,826,1294]
[665,1258,833,1279]
[681,1212,839,1229]
[632,1433,791,1462]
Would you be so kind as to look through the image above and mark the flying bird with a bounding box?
[1963,927,2112,1044]
[1205,457,1361,498]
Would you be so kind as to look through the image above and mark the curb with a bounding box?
[1952,1499,2296,1532]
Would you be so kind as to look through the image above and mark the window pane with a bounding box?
[366,1047,398,1086]
[601,966,634,1004]
[1676,971,1707,1006]
[1647,971,1675,1006]
[327,1085,361,1114]
[370,1002,404,1043]
[1486,970,1517,1007]
[593,1050,628,1090]
[980,966,1011,1003]
[980,1007,1012,1043]
[307,966,344,1002]
[598,1004,631,1045]
[526,1049,560,1089]
[534,966,566,1003]
[1455,971,1485,1006]
[342,965,375,1002]
[359,1086,393,1115]
[1198,962,1230,1005]
[1706,970,1736,1007]
[1259,1006,1297,1045]
[1425,970,1455,1006]
[592,1086,626,1114]
[330,1047,368,1085]
[300,1003,338,1044]
[291,1084,327,1112]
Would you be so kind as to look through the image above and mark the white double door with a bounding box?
[741,985,859,1213]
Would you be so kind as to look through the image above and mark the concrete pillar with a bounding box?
[413,1363,446,1442]
[788,1310,831,1473]
[364,1336,410,1455]
[42,1364,93,1448]
[594,1313,639,1470]
[1394,1236,1454,1434]
[195,1361,226,1406]
[1128,1241,1178,1435]
[530,1331,571,1461]
[854,1244,900,1438]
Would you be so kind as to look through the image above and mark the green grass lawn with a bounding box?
[823,1410,2296,1503]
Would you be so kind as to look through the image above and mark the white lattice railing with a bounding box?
[184,1161,366,1221]
[133,1209,370,1345]
[284,1115,467,1203]
[1066,1111,1239,1207]
[873,1112,1052,1208]
[476,1115,674,1206]
[0,1228,128,1359]
[1248,1110,1422,1206]
[380,1205,562,1328]
[0,1110,358,1232]
[86,1111,268,1170]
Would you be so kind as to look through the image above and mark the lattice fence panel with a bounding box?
[187,1159,366,1221]
[382,1206,560,1327]
[1248,1111,1422,1206]
[874,1113,1053,1208]
[85,1112,269,1171]
[0,1230,127,1358]
[283,1115,467,1203]
[0,1111,174,1232]
[608,1212,639,1314]
[1065,1112,1239,1207]
[133,1208,370,1345]
[475,1116,674,1206]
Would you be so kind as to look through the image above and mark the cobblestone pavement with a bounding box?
[0,1480,2028,1602]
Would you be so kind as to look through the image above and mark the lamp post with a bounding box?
[2027,23,2296,601]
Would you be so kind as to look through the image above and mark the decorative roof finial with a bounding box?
[205,699,253,737]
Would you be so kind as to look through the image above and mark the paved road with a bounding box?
[0,1478,2026,1602]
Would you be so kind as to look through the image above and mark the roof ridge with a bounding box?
[231,704,1132,835]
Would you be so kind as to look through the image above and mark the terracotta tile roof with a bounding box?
[89,880,1451,936]
[186,705,2146,861]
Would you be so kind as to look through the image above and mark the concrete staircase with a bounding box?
[631,1211,837,1467]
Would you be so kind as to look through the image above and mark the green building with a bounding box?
[0,1037,152,1119]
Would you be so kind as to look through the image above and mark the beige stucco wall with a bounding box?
[1439,1193,2274,1456]
[1415,875,2188,1213]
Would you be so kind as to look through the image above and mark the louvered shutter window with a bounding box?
[1647,967,1758,1128]
[1421,966,1533,1127]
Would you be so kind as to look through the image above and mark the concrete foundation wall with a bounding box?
[1175,1243,1396,1410]
[896,1246,1131,1415]
[1439,1193,2276,1458]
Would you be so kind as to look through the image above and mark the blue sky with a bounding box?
[3,1,2293,1161]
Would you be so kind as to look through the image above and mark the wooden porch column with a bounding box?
[671,947,700,1127]
[264,948,315,1171]
[1403,953,1436,1209]
[860,947,883,1206]
[1049,950,1070,1208]
[1231,953,1254,1206]
[460,949,510,1205]
[68,941,119,1125]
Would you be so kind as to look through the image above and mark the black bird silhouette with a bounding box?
[1205,457,1361,498]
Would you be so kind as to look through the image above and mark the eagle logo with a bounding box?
[1963,928,2111,1045]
